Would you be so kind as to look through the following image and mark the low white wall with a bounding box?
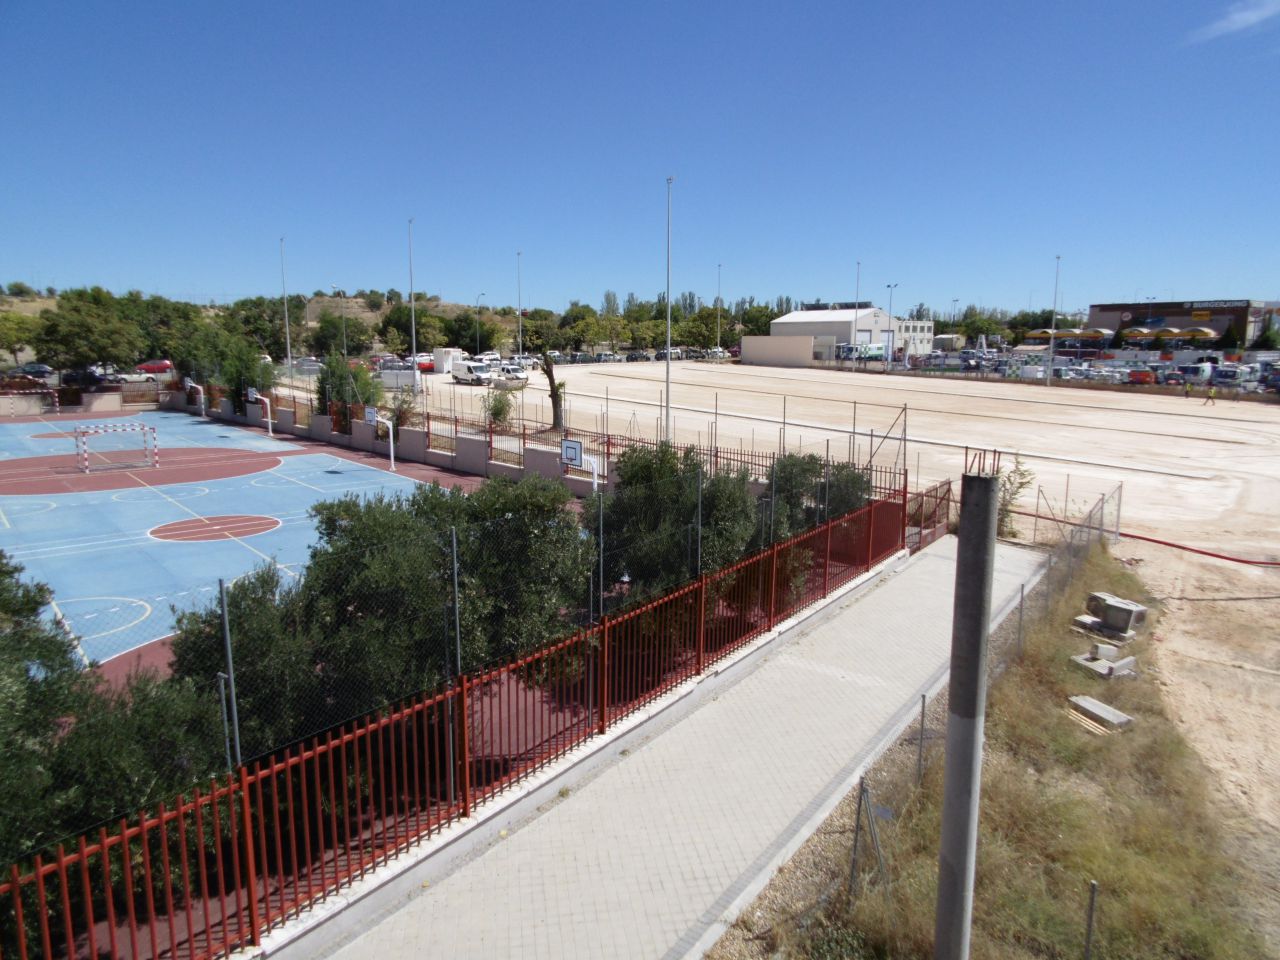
[740,335,817,368]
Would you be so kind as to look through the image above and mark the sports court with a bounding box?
[0,410,438,670]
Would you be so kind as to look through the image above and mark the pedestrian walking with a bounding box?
[1183,382,1192,399]
[1203,385,1216,406]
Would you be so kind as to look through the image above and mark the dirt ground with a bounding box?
[464,361,1280,944]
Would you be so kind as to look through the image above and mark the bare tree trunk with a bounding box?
[542,353,565,430]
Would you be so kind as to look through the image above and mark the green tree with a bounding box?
[385,288,403,305]
[601,290,620,318]
[1250,324,1278,350]
[1215,325,1241,351]
[214,336,276,414]
[762,453,826,544]
[381,305,445,351]
[5,281,37,298]
[381,326,407,356]
[0,552,98,862]
[739,304,777,337]
[364,290,385,311]
[604,444,755,599]
[34,288,145,371]
[309,309,371,356]
[0,311,40,364]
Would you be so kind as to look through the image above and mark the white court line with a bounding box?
[48,597,90,667]
[266,464,327,493]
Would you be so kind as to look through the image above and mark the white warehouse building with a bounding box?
[768,303,934,360]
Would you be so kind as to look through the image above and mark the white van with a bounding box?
[452,360,494,386]
[1177,362,1214,384]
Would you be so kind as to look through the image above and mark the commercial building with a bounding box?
[1087,299,1279,347]
[761,301,933,361]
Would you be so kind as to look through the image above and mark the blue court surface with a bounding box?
[0,411,424,665]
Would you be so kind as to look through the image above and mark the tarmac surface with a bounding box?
[321,535,1043,960]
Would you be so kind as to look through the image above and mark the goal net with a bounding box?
[75,422,159,473]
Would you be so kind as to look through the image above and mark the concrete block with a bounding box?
[1071,653,1137,679]
[1091,642,1121,661]
[1069,695,1134,730]
[277,408,295,431]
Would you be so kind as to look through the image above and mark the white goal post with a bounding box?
[75,422,159,473]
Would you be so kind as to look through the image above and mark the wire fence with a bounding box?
[1,483,910,960]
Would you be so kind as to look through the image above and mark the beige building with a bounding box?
[769,303,933,360]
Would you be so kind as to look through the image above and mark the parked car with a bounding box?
[706,347,729,360]
[568,352,595,364]
[452,360,494,386]
[626,351,651,362]
[496,362,528,382]
[685,348,706,360]
[7,362,53,378]
[594,352,618,363]
[294,357,324,374]
[1127,366,1156,385]
[0,373,48,391]
[135,358,174,374]
[61,368,105,388]
[414,353,435,372]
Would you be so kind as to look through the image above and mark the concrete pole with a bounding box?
[933,472,998,960]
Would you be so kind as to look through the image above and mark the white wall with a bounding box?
[740,335,817,367]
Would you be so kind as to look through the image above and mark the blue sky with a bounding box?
[3,0,1278,316]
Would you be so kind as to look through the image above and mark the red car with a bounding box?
[135,358,174,374]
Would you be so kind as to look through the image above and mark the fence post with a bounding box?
[823,518,833,596]
[696,577,707,673]
[598,616,610,735]
[767,543,780,628]
[866,501,877,571]
[901,468,909,551]
[239,766,261,945]
[458,675,472,818]
[426,410,431,451]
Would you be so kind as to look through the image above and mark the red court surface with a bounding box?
[0,447,297,494]
[150,514,282,541]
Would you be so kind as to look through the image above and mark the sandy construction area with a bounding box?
[498,361,1280,931]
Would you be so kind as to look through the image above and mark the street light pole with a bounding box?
[665,175,674,444]
[1047,255,1060,387]
[475,293,485,357]
[716,263,722,351]
[332,285,347,358]
[517,251,523,357]
[409,218,419,393]
[951,298,959,327]
[279,237,292,377]
[886,283,899,368]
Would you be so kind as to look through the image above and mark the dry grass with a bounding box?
[762,546,1266,959]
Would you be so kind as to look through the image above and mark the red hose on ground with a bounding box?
[1010,508,1280,567]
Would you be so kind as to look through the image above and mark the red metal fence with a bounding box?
[0,489,906,960]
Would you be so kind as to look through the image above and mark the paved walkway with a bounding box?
[325,537,1043,960]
